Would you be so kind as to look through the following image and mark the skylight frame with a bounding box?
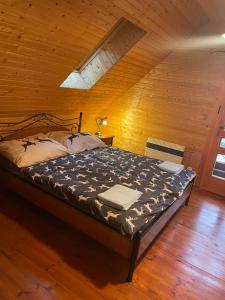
[60,18,146,90]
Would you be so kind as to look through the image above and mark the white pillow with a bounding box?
[0,134,70,168]
[47,131,106,153]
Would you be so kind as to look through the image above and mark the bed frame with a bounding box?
[0,112,83,140]
[0,112,195,282]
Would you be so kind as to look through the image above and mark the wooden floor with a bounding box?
[0,188,225,300]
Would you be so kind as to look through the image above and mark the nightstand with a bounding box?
[100,136,114,146]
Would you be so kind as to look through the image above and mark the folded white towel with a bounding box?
[98,184,142,210]
[158,161,184,174]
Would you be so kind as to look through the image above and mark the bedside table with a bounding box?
[100,136,114,146]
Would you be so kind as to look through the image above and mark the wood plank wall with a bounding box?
[0,0,207,117]
[2,1,225,173]
[81,21,225,172]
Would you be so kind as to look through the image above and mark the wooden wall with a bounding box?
[82,21,225,172]
[2,1,225,173]
[0,0,207,118]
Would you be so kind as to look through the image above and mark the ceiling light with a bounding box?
[221,33,225,39]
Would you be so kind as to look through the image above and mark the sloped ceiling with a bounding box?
[197,0,225,24]
[0,0,209,118]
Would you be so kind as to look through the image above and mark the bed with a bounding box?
[0,112,195,281]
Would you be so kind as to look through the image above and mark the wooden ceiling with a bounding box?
[197,0,225,24]
[0,0,213,118]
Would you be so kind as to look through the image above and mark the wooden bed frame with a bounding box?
[0,112,195,282]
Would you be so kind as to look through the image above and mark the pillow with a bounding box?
[47,131,106,153]
[0,134,70,168]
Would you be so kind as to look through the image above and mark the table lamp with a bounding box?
[95,117,108,137]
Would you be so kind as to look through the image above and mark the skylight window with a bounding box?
[60,18,146,90]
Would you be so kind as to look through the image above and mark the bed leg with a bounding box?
[126,265,134,282]
[185,194,190,206]
[185,181,195,206]
[126,235,140,282]
[126,254,136,282]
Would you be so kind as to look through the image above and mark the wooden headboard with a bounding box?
[0,112,83,141]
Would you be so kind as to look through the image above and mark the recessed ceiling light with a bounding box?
[221,33,225,38]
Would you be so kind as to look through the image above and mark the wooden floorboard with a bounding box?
[0,188,224,300]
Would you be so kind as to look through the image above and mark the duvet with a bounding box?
[21,147,195,238]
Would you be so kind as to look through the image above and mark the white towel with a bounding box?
[158,161,184,174]
[98,184,142,210]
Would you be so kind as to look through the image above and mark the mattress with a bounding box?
[0,147,195,238]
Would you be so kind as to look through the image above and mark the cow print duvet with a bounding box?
[21,147,195,238]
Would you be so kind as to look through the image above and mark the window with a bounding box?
[60,18,146,90]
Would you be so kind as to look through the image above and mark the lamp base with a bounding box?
[95,131,102,137]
